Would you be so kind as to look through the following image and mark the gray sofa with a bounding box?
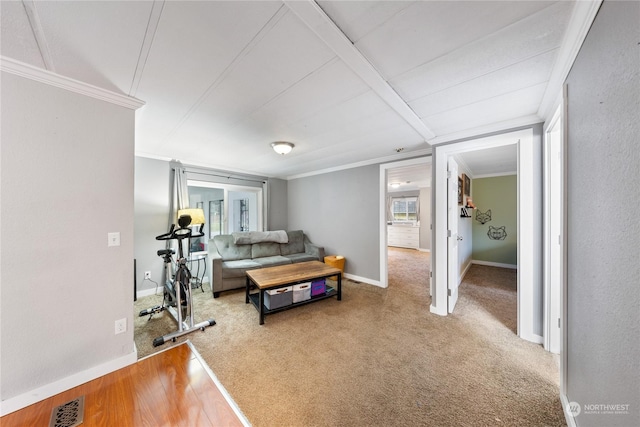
[209,230,325,297]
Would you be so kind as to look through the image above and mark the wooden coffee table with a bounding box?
[245,261,342,324]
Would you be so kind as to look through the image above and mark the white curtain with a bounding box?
[386,196,393,223]
[166,162,190,269]
[169,161,189,229]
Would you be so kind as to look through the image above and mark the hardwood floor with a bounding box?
[1,341,249,427]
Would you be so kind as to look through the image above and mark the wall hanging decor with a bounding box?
[487,226,507,240]
[463,173,471,196]
[458,176,463,205]
[475,209,492,224]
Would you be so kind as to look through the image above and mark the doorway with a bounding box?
[432,128,544,345]
[379,157,432,288]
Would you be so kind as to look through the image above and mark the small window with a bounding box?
[392,197,418,223]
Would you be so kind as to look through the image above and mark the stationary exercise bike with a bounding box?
[139,214,215,347]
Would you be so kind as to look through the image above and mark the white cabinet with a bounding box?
[387,225,419,249]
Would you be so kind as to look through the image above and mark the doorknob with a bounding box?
[457,235,463,241]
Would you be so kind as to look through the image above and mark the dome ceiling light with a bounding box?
[271,141,295,155]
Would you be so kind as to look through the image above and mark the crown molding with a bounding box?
[286,147,433,180]
[0,56,145,110]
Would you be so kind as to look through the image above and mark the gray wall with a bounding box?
[1,72,136,403]
[268,178,288,231]
[565,1,639,426]
[134,157,172,293]
[288,165,380,281]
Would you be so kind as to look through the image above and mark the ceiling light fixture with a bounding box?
[390,183,400,188]
[271,141,294,155]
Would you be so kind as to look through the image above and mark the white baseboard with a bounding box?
[459,260,472,284]
[471,259,518,269]
[519,332,544,345]
[430,304,447,316]
[343,273,383,288]
[0,350,138,416]
[560,393,577,427]
[418,248,431,253]
[137,286,162,298]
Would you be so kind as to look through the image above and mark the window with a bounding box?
[392,197,418,223]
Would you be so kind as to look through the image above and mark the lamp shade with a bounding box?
[271,141,294,155]
[177,208,206,225]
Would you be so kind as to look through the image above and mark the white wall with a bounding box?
[564,1,640,425]
[1,72,137,413]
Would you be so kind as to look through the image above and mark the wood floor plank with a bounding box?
[155,348,215,426]
[1,342,246,427]
[188,362,246,427]
[129,355,178,426]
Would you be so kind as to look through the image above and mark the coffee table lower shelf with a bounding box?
[248,286,337,323]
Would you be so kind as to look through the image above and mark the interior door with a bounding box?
[448,157,460,313]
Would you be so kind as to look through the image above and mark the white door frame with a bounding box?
[543,104,564,354]
[379,156,432,288]
[447,157,460,313]
[431,128,543,344]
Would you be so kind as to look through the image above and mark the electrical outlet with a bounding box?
[144,271,151,280]
[115,318,126,335]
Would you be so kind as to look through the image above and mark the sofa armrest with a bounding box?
[209,243,224,297]
[304,240,325,261]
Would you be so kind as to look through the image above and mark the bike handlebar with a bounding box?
[155,221,205,241]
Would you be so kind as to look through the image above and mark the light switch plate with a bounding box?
[108,232,120,247]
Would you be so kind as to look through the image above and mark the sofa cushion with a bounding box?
[253,256,292,267]
[252,242,281,258]
[232,230,288,244]
[221,259,261,278]
[281,230,305,255]
[283,253,318,263]
[213,235,252,261]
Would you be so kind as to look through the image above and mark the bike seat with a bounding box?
[157,249,175,256]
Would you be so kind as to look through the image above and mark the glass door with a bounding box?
[209,200,223,238]
[187,180,263,237]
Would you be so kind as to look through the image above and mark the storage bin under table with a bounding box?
[292,283,311,303]
[264,286,293,309]
[245,260,342,325]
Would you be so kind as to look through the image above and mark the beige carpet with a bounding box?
[134,249,565,426]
